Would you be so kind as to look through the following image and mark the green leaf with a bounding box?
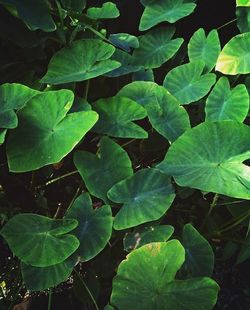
[6,90,98,172]
[0,213,79,267]
[236,7,250,33]
[109,33,139,52]
[108,168,175,230]
[74,137,133,203]
[216,32,250,75]
[180,224,214,277]
[61,0,86,12]
[139,0,196,31]
[157,121,250,199]
[0,129,7,144]
[40,39,121,84]
[87,2,120,19]
[21,256,76,291]
[131,27,184,69]
[0,0,56,32]
[123,225,174,252]
[92,96,147,139]
[163,61,216,104]
[188,28,221,73]
[205,77,249,122]
[111,240,219,310]
[65,193,113,261]
[237,0,250,6]
[132,69,154,82]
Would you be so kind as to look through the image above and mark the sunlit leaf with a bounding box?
[87,2,119,19]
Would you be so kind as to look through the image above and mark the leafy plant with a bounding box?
[1,0,250,309]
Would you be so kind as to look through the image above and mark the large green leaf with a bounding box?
[139,0,196,31]
[237,0,250,6]
[157,121,250,199]
[74,137,133,203]
[205,77,249,122]
[40,39,121,84]
[131,27,183,69]
[163,61,216,104]
[87,2,119,19]
[65,193,113,261]
[0,214,79,267]
[180,224,214,278]
[108,168,175,230]
[188,28,221,73]
[0,0,56,32]
[111,240,219,310]
[21,256,76,291]
[6,90,98,172]
[92,96,147,138]
[216,32,250,75]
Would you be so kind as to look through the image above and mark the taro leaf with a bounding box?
[123,225,174,252]
[237,0,250,6]
[236,7,250,33]
[74,137,133,203]
[131,27,184,69]
[111,240,219,310]
[188,28,221,73]
[0,0,56,32]
[216,32,250,75]
[205,77,249,122]
[145,86,190,142]
[163,61,216,104]
[61,0,86,12]
[157,121,250,199]
[0,213,79,267]
[105,49,142,77]
[40,39,121,84]
[109,33,139,52]
[65,193,113,261]
[108,168,175,230]
[0,83,39,130]
[21,256,77,291]
[6,90,98,172]
[180,224,214,278]
[87,2,119,19]
[139,0,196,31]
[92,96,147,138]
[69,97,92,113]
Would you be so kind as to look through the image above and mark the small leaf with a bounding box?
[109,33,139,52]
[87,2,120,19]
[0,213,79,267]
[108,168,175,230]
[61,0,86,12]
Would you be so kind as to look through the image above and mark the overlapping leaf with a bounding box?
[109,33,139,52]
[61,0,86,11]
[87,2,119,19]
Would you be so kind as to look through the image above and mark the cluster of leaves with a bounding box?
[1,0,250,309]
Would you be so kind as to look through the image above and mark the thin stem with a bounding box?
[200,193,219,230]
[66,185,82,212]
[121,138,137,148]
[73,269,99,310]
[86,26,114,46]
[48,288,52,310]
[217,18,237,30]
[36,170,78,189]
[218,211,250,234]
[84,80,90,100]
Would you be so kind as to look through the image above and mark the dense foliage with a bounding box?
[1,0,250,309]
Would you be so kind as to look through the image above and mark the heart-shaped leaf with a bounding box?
[188,28,221,73]
[6,90,98,172]
[108,168,175,230]
[111,240,219,310]
[216,32,250,75]
[92,96,147,138]
[65,193,113,261]
[87,2,119,19]
[40,39,121,84]
[163,61,216,104]
[0,213,79,267]
[74,137,133,203]
[139,0,196,31]
[131,27,184,69]
[157,121,250,199]
[205,77,249,122]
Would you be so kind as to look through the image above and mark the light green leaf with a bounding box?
[163,61,216,104]
[131,27,184,69]
[65,193,113,261]
[6,90,98,172]
[205,77,249,122]
[61,0,86,12]
[40,39,121,84]
[87,2,119,19]
[188,28,221,73]
[0,130,7,144]
[111,240,219,310]
[92,96,148,138]
[237,0,250,6]
[216,32,250,75]
[157,121,250,199]
[109,33,139,52]
[108,168,175,230]
[0,213,79,267]
[139,0,196,31]
[74,137,133,203]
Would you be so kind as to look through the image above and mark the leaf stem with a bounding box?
[217,18,237,30]
[48,288,52,310]
[200,193,219,230]
[84,80,90,100]
[217,211,250,234]
[35,170,79,189]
